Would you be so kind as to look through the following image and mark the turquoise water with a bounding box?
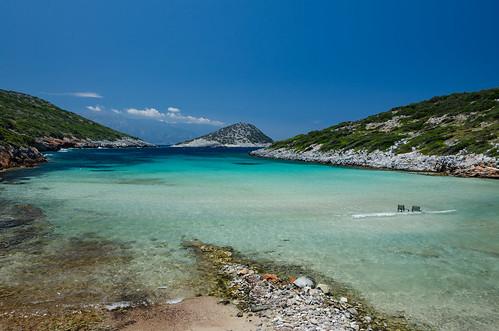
[1,147,498,330]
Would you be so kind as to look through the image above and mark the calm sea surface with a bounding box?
[1,147,498,330]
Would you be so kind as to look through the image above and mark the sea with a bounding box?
[1,147,498,330]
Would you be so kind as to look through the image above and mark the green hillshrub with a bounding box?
[272,88,499,157]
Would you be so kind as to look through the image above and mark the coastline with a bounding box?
[0,240,418,331]
[184,241,418,331]
[250,147,499,178]
[0,137,153,172]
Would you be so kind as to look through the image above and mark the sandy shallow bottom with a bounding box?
[119,297,262,331]
[0,297,262,331]
[0,241,411,331]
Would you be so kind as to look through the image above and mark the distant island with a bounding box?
[252,88,499,178]
[173,122,273,148]
[0,90,151,170]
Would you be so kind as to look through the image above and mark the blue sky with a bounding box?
[1,0,498,143]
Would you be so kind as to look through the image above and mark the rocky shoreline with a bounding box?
[0,137,152,171]
[250,147,499,178]
[0,239,418,330]
[186,241,416,331]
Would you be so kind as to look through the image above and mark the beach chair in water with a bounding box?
[397,204,405,212]
[411,205,421,212]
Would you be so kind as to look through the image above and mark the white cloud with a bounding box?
[126,107,163,119]
[70,92,103,98]
[165,111,224,125]
[167,107,181,113]
[125,106,223,126]
[86,105,103,112]
[44,91,103,98]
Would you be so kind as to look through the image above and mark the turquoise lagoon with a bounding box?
[1,147,498,330]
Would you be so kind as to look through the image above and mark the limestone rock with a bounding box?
[293,276,316,288]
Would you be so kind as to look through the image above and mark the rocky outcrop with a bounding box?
[251,146,499,178]
[0,144,46,170]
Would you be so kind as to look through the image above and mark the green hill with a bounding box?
[272,88,498,157]
[0,89,149,170]
[0,89,132,148]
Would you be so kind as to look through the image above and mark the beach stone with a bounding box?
[347,307,358,315]
[293,276,316,288]
[237,268,250,275]
[262,273,279,282]
[250,304,270,312]
[316,283,331,294]
[340,297,348,304]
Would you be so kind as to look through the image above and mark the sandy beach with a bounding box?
[118,297,262,331]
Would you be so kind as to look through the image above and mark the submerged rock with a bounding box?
[104,301,132,311]
[0,202,47,252]
[166,297,184,304]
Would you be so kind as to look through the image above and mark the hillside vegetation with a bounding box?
[199,123,273,145]
[174,122,273,147]
[0,89,130,147]
[272,88,498,157]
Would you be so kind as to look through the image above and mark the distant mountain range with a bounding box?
[173,122,273,147]
[0,90,149,170]
[253,88,499,178]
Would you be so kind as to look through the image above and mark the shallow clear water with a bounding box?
[1,147,498,330]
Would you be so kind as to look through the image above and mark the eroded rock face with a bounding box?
[251,147,499,179]
[453,164,499,178]
[0,145,46,170]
